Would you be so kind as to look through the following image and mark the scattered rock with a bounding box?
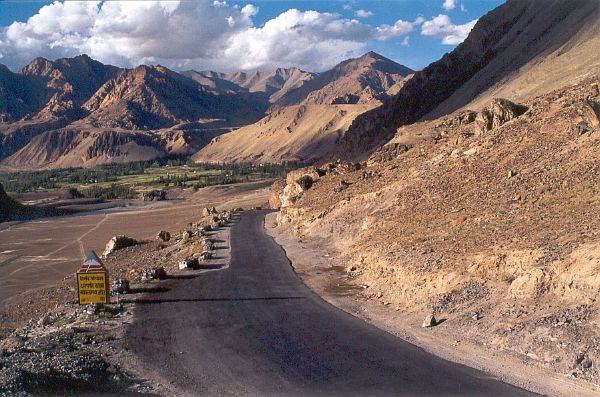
[0,336,25,355]
[368,143,411,165]
[37,313,53,327]
[334,180,350,192]
[86,303,101,315]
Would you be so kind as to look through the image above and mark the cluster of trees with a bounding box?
[0,158,304,196]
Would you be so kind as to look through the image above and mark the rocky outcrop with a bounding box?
[474,98,528,134]
[276,162,361,208]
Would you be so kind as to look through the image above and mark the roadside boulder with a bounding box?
[202,238,214,250]
[156,230,171,242]
[112,278,130,294]
[181,230,193,241]
[179,257,200,270]
[200,251,213,261]
[141,267,167,282]
[422,313,437,328]
[102,235,137,258]
[202,207,217,217]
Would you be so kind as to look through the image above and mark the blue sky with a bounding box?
[0,0,503,72]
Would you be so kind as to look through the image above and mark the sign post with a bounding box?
[77,251,110,305]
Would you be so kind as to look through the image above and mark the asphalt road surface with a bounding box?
[126,211,537,397]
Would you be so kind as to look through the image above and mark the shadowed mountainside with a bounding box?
[339,0,600,160]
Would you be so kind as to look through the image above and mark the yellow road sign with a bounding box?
[77,251,110,305]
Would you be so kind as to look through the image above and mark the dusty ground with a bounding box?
[0,180,271,339]
[272,77,600,394]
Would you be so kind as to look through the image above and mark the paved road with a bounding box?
[125,211,537,397]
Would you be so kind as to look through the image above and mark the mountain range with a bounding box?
[0,52,412,169]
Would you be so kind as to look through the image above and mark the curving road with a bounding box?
[125,211,537,397]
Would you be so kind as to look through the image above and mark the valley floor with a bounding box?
[0,180,272,336]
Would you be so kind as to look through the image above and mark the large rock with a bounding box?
[178,257,199,270]
[102,235,137,257]
[474,98,528,134]
[422,314,437,328]
[156,230,171,242]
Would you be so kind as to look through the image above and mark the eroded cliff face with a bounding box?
[339,0,600,160]
[274,78,600,381]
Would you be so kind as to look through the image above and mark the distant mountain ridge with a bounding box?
[0,51,413,169]
[271,52,414,109]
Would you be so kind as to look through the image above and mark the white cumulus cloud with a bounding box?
[442,0,456,11]
[421,14,477,45]
[354,9,373,18]
[0,0,421,72]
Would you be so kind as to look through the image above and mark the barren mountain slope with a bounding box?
[274,78,600,383]
[82,65,264,130]
[341,0,600,160]
[1,128,167,170]
[194,104,375,164]
[273,52,413,109]
[19,54,121,120]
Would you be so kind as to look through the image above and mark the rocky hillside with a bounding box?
[274,77,600,383]
[340,0,600,160]
[272,52,413,109]
[82,65,263,130]
[194,104,376,164]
